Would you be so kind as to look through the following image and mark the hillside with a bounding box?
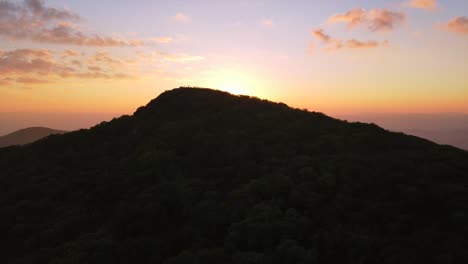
[337,113,468,151]
[1,87,467,264]
[0,127,66,148]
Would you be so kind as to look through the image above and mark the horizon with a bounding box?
[1,0,467,119]
[2,86,468,134]
[1,87,468,151]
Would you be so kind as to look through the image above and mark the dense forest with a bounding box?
[1,87,467,263]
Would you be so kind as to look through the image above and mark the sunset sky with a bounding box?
[0,0,467,118]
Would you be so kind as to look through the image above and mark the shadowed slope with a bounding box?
[1,87,467,264]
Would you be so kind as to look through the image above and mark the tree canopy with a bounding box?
[1,87,467,263]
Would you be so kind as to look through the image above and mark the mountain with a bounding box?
[337,113,468,151]
[0,112,120,136]
[0,127,66,148]
[1,87,467,264]
[405,128,468,151]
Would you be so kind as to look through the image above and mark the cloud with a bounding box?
[174,13,190,23]
[157,52,205,63]
[165,55,204,63]
[24,0,80,21]
[329,8,406,32]
[0,77,13,86]
[0,49,60,75]
[368,9,406,32]
[137,51,205,63]
[0,0,143,46]
[444,16,468,35]
[71,59,82,67]
[31,23,144,46]
[329,8,367,29]
[0,47,208,87]
[88,51,122,66]
[61,49,80,58]
[407,0,437,10]
[346,39,389,49]
[261,18,274,27]
[16,76,51,84]
[150,37,173,44]
[311,29,333,43]
[73,71,131,80]
[311,28,389,52]
[0,48,136,87]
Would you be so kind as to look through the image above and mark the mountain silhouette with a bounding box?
[0,127,66,148]
[1,87,467,263]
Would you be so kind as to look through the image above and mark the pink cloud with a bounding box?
[311,28,389,52]
[329,8,406,32]
[0,47,207,87]
[346,39,389,49]
[407,0,437,10]
[311,29,333,43]
[24,0,80,21]
[0,48,136,86]
[329,8,367,29]
[445,16,468,35]
[0,0,144,46]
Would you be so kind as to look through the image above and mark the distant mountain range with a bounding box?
[1,88,467,263]
[2,111,467,151]
[0,127,66,148]
[337,113,468,151]
[0,112,119,136]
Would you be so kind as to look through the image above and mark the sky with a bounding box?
[0,0,467,120]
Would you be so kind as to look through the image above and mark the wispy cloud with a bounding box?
[61,49,80,58]
[16,76,52,84]
[329,8,406,32]
[163,54,204,63]
[24,0,79,21]
[0,45,209,87]
[444,16,468,35]
[406,0,437,10]
[329,8,367,29]
[0,49,58,75]
[0,48,137,87]
[0,77,13,86]
[346,39,389,49]
[174,12,190,23]
[138,51,205,63]
[150,37,173,44]
[312,29,333,43]
[311,28,389,52]
[0,0,144,46]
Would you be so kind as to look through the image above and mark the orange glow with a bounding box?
[1,0,467,118]
[204,70,259,96]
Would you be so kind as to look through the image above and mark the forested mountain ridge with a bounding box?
[1,87,467,263]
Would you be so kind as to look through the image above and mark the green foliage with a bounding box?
[1,88,468,263]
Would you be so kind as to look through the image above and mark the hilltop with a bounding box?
[0,127,66,148]
[1,87,467,264]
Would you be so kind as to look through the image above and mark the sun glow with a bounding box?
[221,84,245,95]
[204,69,260,96]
